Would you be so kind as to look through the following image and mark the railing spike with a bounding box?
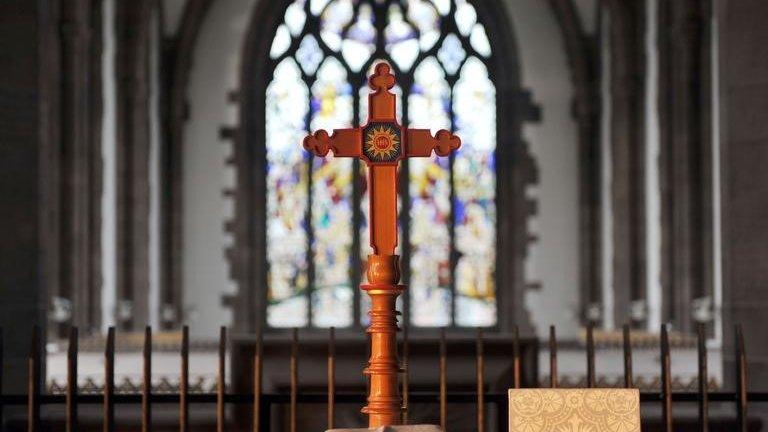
[143,326,152,432]
[697,323,708,432]
[586,323,595,388]
[402,322,410,424]
[290,328,298,432]
[623,324,633,388]
[439,327,447,431]
[180,325,189,432]
[328,327,335,430]
[512,325,521,389]
[253,325,263,432]
[549,326,557,388]
[661,324,672,432]
[476,328,485,432]
[28,325,40,432]
[217,326,226,432]
[66,326,78,432]
[736,324,748,432]
[0,327,3,428]
[104,326,115,432]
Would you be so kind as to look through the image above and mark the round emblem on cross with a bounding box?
[363,123,402,162]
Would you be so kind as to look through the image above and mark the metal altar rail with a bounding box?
[0,324,767,431]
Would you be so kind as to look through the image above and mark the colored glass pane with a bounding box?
[311,0,333,15]
[454,0,476,36]
[430,0,450,15]
[408,58,451,327]
[437,34,466,75]
[320,0,354,51]
[266,59,310,327]
[285,0,307,36]
[453,57,496,327]
[470,24,491,57]
[270,24,291,59]
[310,58,355,327]
[407,0,440,50]
[297,35,324,75]
[385,5,419,70]
[342,4,376,71]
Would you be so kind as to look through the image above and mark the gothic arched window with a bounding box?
[262,0,501,329]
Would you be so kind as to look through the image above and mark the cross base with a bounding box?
[361,283,405,427]
[327,425,444,432]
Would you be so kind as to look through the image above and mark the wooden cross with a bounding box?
[303,62,460,427]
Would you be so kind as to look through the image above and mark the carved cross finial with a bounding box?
[303,129,332,156]
[434,129,461,156]
[369,62,396,92]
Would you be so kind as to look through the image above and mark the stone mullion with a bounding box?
[68,0,100,330]
[88,0,104,334]
[656,0,674,326]
[627,1,647,322]
[53,0,103,334]
[670,0,694,334]
[607,1,646,328]
[691,0,714,314]
[41,0,65,342]
[305,79,315,329]
[67,0,91,333]
[115,0,152,331]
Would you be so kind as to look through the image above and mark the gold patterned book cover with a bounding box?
[509,388,641,432]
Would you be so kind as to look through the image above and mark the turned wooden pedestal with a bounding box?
[327,425,443,432]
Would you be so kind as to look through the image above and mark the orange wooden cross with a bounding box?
[303,62,460,427]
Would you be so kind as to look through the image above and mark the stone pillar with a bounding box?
[657,0,715,334]
[718,0,768,389]
[0,0,55,393]
[114,0,152,330]
[606,0,647,328]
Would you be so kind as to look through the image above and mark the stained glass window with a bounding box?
[408,57,452,327]
[265,0,498,328]
[310,58,355,327]
[265,58,309,327]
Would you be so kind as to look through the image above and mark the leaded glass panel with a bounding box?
[310,58,355,327]
[408,57,452,326]
[266,58,310,327]
[453,57,496,327]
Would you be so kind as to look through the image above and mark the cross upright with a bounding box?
[303,62,461,428]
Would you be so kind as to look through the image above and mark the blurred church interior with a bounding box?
[1,0,767,429]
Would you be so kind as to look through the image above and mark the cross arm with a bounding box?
[406,129,461,157]
[303,128,361,158]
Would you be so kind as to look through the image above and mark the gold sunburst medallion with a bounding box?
[363,123,401,162]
